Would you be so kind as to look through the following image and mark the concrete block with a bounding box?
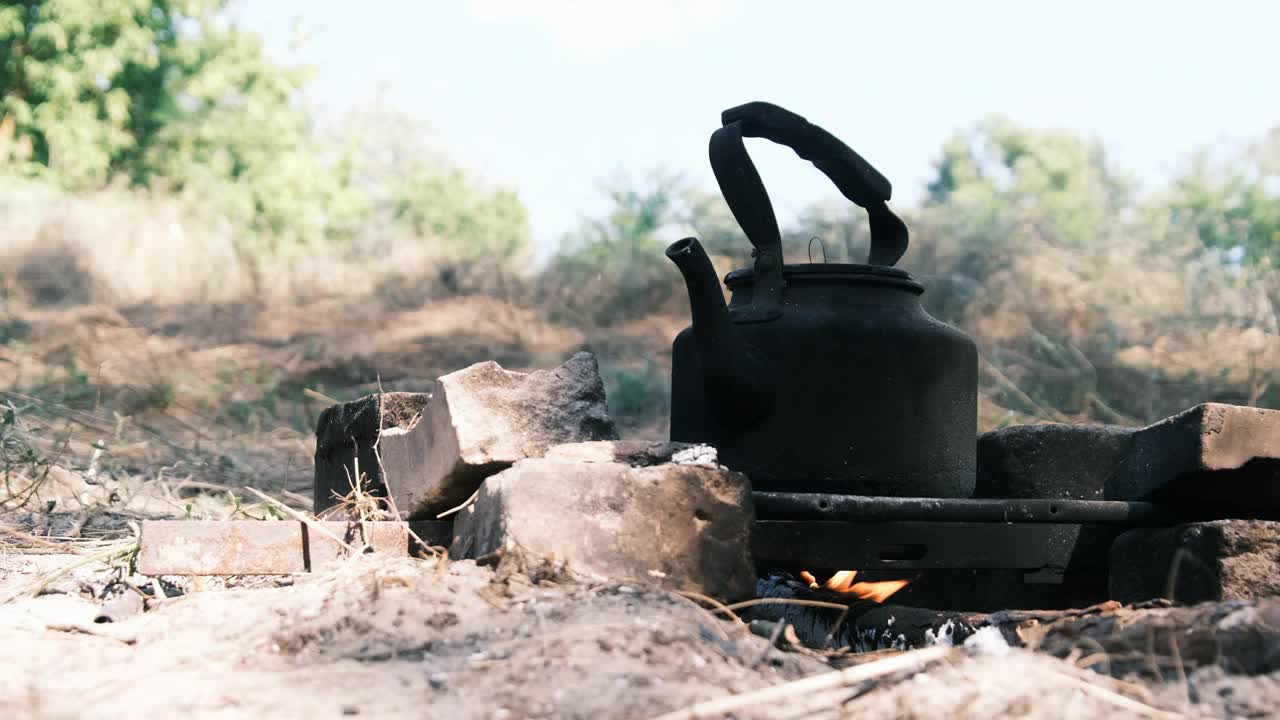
[975,423,1136,500]
[975,404,1280,503]
[393,352,618,518]
[1110,403,1280,502]
[1109,520,1280,604]
[313,392,431,515]
[450,446,755,600]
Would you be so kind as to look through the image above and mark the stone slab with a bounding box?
[1109,519,1280,604]
[313,392,431,515]
[975,403,1280,504]
[393,352,618,518]
[1110,403,1280,503]
[450,450,756,600]
[136,520,451,575]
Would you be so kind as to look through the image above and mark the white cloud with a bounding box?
[469,0,724,55]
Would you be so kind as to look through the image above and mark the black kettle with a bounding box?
[666,102,977,498]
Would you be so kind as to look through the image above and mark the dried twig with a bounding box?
[0,523,77,553]
[649,645,953,720]
[303,388,339,405]
[666,592,732,642]
[241,486,358,555]
[750,620,789,669]
[672,590,747,628]
[13,541,138,600]
[1048,669,1185,720]
[44,623,137,645]
[722,597,852,613]
[435,489,479,519]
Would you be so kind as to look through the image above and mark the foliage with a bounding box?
[0,0,529,259]
[541,171,686,325]
[931,115,1131,252]
[1152,129,1280,270]
[600,360,670,433]
[389,168,531,289]
[787,199,872,264]
[0,1,362,245]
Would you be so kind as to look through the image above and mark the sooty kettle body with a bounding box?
[666,102,977,498]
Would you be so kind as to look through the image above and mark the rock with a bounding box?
[449,448,756,601]
[975,423,1136,500]
[393,352,618,518]
[542,440,716,467]
[1109,403,1280,503]
[1109,520,1280,604]
[313,392,431,515]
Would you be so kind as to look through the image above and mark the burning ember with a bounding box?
[799,570,910,603]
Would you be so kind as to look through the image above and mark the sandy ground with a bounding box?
[4,546,1277,720]
[1,551,827,720]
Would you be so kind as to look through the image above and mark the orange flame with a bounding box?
[799,570,910,603]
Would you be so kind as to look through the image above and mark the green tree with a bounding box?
[337,107,533,295]
[0,0,366,246]
[925,115,1133,250]
[391,169,530,268]
[542,171,689,325]
[1154,128,1280,270]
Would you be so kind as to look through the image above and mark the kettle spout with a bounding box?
[665,237,766,424]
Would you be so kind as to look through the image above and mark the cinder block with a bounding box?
[1109,520,1280,604]
[391,352,618,518]
[313,392,431,515]
[976,423,1136,500]
[975,404,1280,504]
[1110,403,1280,502]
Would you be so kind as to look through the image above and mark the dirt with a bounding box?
[4,545,1280,719]
[0,552,826,720]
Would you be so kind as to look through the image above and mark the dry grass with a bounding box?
[954,235,1278,425]
[1,175,1276,547]
[0,174,506,307]
[0,179,638,541]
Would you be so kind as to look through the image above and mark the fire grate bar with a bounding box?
[751,492,1267,525]
[752,520,1116,572]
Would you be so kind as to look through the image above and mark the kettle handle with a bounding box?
[710,101,908,268]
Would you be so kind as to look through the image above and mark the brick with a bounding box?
[313,392,431,515]
[307,521,408,570]
[975,423,1136,500]
[136,520,449,575]
[450,444,755,600]
[138,520,305,575]
[1109,403,1280,502]
[390,352,618,518]
[1109,520,1280,604]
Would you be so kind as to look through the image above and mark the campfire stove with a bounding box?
[667,102,1280,612]
[753,491,1279,610]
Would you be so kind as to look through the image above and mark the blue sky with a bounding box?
[231,0,1280,257]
